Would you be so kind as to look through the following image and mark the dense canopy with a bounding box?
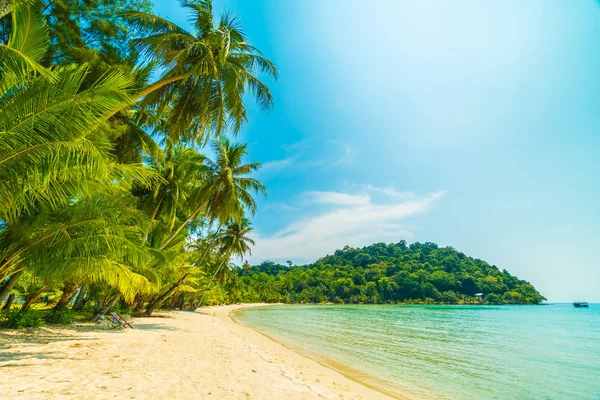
[0,0,272,326]
[235,242,546,305]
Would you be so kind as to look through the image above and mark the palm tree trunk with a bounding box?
[21,286,46,311]
[197,251,231,308]
[0,269,24,305]
[132,294,145,313]
[144,190,167,238]
[159,203,220,251]
[177,294,186,310]
[2,294,15,311]
[144,272,189,316]
[150,192,166,221]
[72,284,88,311]
[92,293,121,322]
[158,207,203,250]
[53,281,79,311]
[108,73,191,118]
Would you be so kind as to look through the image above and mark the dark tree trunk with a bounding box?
[168,294,178,308]
[0,269,24,305]
[21,287,46,311]
[132,294,145,313]
[72,284,87,312]
[2,293,15,311]
[119,299,129,310]
[92,293,121,322]
[177,294,186,310]
[196,254,230,309]
[144,273,189,316]
[53,281,79,311]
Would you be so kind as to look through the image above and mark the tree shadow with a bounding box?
[0,349,81,363]
[131,322,178,331]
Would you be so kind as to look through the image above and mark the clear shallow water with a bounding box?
[235,304,600,400]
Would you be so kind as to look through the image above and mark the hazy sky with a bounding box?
[152,0,600,302]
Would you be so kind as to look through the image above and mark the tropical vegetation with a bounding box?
[234,242,546,305]
[0,0,545,330]
[0,0,273,327]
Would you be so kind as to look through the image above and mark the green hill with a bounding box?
[236,241,545,305]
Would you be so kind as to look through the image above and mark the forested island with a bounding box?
[235,242,545,305]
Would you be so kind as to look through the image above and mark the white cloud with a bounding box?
[305,191,370,206]
[250,188,446,263]
[260,156,297,172]
[362,185,420,201]
[258,140,356,177]
[262,202,300,212]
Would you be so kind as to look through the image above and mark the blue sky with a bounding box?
[152,0,600,302]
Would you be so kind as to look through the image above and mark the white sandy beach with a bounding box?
[0,305,394,399]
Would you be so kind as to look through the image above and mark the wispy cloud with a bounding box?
[328,140,357,166]
[305,191,370,206]
[250,187,447,263]
[258,140,356,177]
[362,185,421,201]
[262,202,300,212]
[260,156,297,172]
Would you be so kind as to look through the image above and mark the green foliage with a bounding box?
[0,0,271,319]
[2,309,44,328]
[109,303,132,316]
[44,309,75,324]
[236,242,546,305]
[125,1,278,144]
[80,301,98,317]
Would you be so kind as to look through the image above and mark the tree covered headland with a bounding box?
[235,242,545,305]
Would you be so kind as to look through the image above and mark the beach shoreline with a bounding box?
[0,304,396,399]
[228,304,410,400]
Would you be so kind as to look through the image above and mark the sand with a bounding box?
[0,304,394,399]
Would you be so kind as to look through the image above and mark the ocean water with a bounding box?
[234,304,600,400]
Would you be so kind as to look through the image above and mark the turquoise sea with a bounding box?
[234,304,600,400]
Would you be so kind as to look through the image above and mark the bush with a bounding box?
[81,301,98,317]
[109,303,132,316]
[3,309,44,329]
[44,309,76,324]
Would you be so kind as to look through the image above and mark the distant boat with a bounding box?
[573,302,589,308]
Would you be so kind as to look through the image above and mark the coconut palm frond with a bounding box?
[122,0,276,145]
[0,66,138,222]
[0,0,56,88]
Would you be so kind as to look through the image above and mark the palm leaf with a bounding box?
[0,0,56,86]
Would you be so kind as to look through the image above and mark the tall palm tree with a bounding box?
[242,260,251,272]
[120,0,278,144]
[198,217,254,306]
[141,228,221,315]
[159,138,265,250]
[0,2,155,308]
[138,147,208,246]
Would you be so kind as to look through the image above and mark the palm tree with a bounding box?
[0,1,270,317]
[5,195,153,291]
[138,147,208,246]
[0,2,154,224]
[120,0,278,144]
[141,227,222,315]
[159,138,265,250]
[0,2,159,310]
[198,218,254,306]
[242,260,251,272]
